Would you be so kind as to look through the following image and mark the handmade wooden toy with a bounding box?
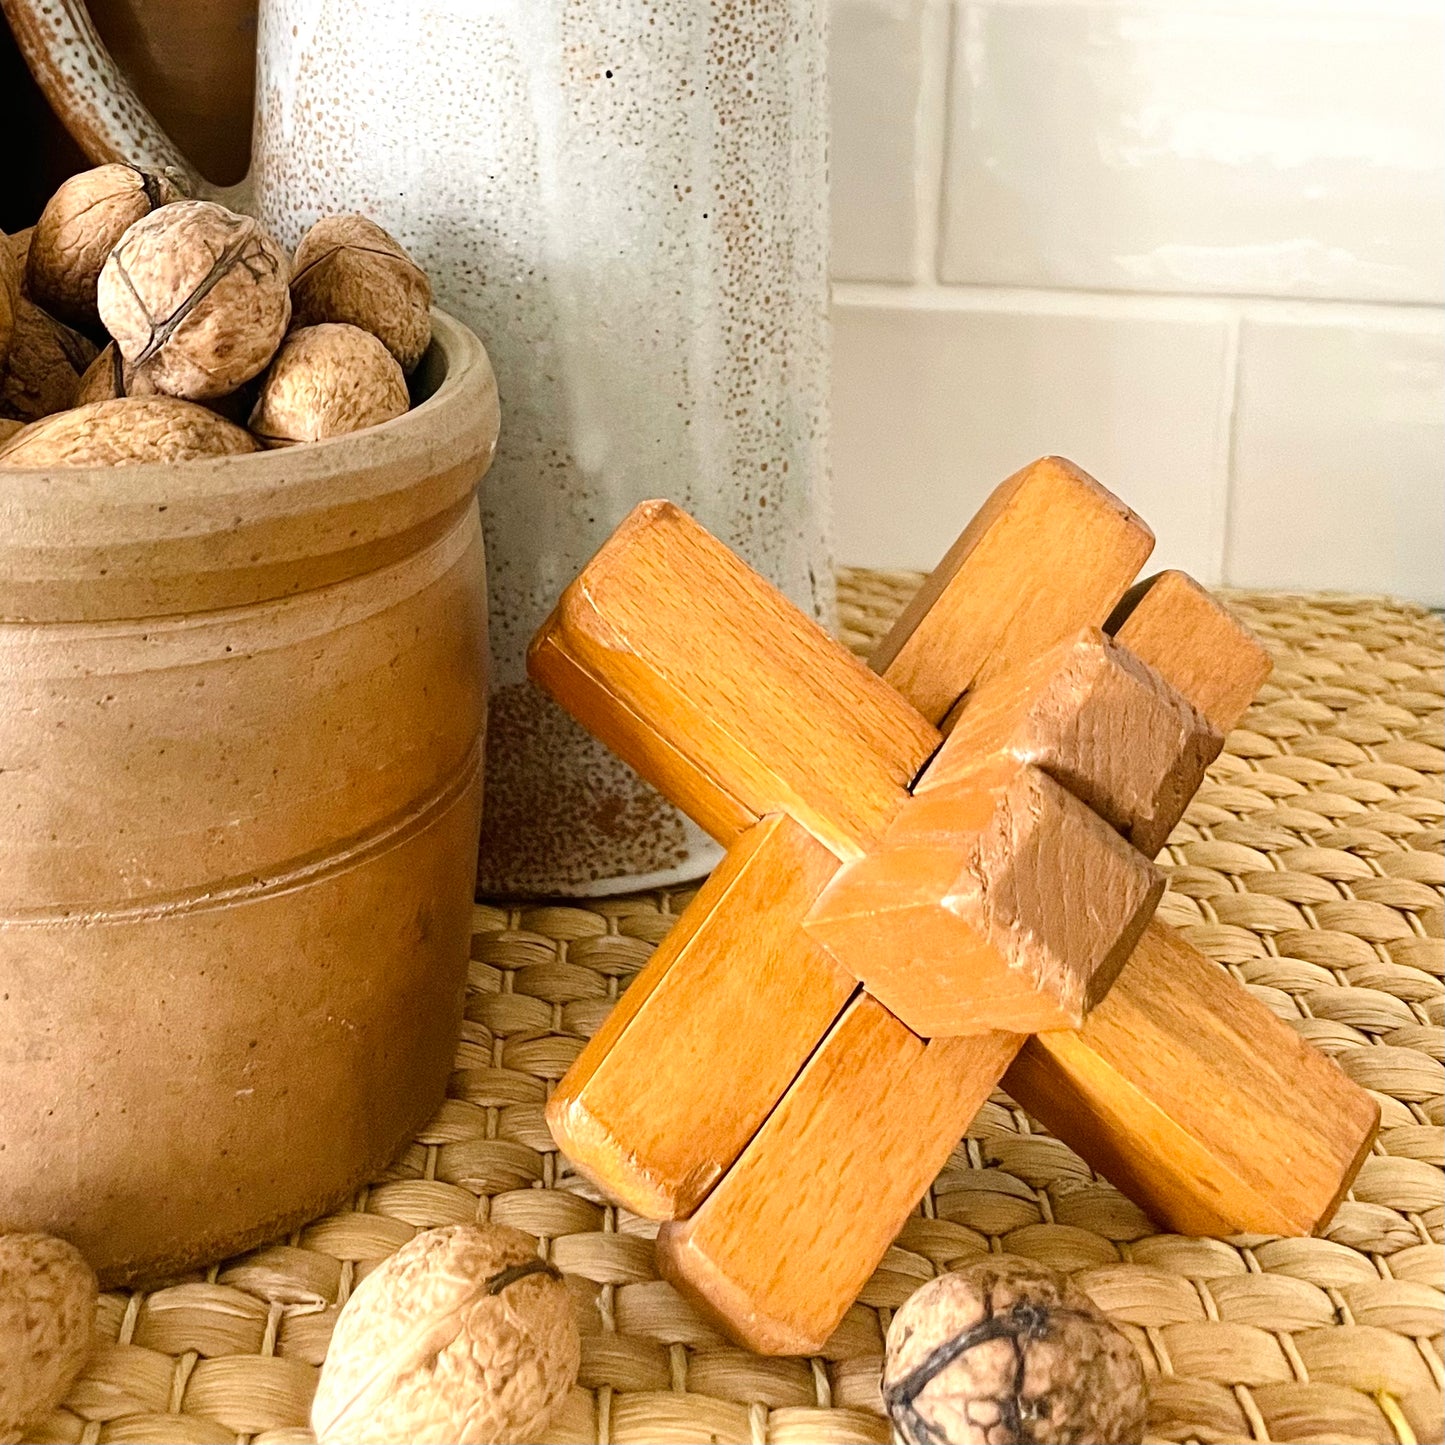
[530,457,1381,1354]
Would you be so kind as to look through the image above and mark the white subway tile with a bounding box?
[830,297,1232,577]
[940,3,1444,302]
[830,0,930,282]
[1227,311,1445,604]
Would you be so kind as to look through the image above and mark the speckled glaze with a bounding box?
[8,0,834,895]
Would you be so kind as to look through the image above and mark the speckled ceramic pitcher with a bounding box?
[9,0,833,896]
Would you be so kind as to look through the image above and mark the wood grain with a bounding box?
[1005,920,1382,1236]
[1107,571,1273,735]
[872,457,1155,725]
[545,814,854,1219]
[655,996,1022,1354]
[805,757,1163,1036]
[929,627,1221,859]
[528,501,939,862]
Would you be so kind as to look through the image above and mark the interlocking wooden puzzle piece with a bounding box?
[929,627,1222,858]
[871,455,1155,721]
[657,996,1020,1355]
[653,562,1375,1352]
[1003,920,1382,1239]
[1108,570,1275,735]
[529,498,938,861]
[532,459,1379,1355]
[538,460,1153,1218]
[548,812,852,1218]
[802,755,1165,1035]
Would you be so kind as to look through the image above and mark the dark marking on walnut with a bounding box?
[885,1290,1104,1445]
[485,1258,563,1295]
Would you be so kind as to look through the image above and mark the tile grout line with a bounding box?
[912,0,953,288]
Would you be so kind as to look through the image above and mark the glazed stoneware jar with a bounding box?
[0,315,497,1283]
[9,0,834,895]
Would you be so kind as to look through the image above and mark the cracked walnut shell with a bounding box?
[27,164,181,330]
[291,213,432,373]
[311,1223,580,1445]
[0,1234,98,1444]
[97,200,291,400]
[884,1256,1146,1445]
[0,398,259,468]
[249,323,409,446]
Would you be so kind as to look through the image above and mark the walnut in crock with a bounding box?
[249,323,409,446]
[0,230,21,367]
[97,200,290,400]
[291,213,432,373]
[0,296,99,422]
[883,1255,1147,1445]
[0,397,259,468]
[26,164,181,330]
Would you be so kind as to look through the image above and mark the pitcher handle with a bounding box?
[2,0,239,203]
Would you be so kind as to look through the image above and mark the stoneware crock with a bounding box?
[5,0,834,896]
[0,311,497,1285]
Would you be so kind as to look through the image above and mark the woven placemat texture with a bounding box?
[28,575,1443,1445]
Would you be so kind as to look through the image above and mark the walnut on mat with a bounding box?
[884,1256,1147,1445]
[311,1223,580,1445]
[0,1233,97,1445]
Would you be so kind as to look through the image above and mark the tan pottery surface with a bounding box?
[0,309,499,1287]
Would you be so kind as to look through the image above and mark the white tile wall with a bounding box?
[1229,309,1445,604]
[939,2,1445,302]
[831,297,1232,577]
[830,0,930,281]
[827,0,1445,603]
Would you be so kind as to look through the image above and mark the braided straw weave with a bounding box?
[27,575,1444,1445]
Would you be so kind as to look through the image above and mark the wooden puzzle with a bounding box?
[529,457,1381,1355]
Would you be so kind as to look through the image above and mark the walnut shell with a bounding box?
[0,419,23,446]
[27,164,181,330]
[311,1223,580,1445]
[0,1233,98,1443]
[0,397,260,468]
[250,323,409,446]
[0,297,99,423]
[97,200,291,400]
[291,214,432,373]
[76,342,256,425]
[883,1256,1146,1445]
[0,232,20,368]
[7,228,32,274]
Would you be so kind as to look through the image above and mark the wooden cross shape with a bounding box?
[530,458,1380,1354]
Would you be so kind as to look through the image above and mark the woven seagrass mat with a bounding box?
[29,574,1444,1445]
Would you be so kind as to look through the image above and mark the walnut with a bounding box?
[883,1256,1147,1445]
[311,1223,580,1445]
[0,397,259,468]
[26,164,181,330]
[76,342,256,425]
[73,342,135,406]
[0,232,20,368]
[0,297,99,422]
[97,200,291,400]
[0,1234,97,1444]
[7,228,32,274]
[0,419,23,446]
[291,214,432,373]
[249,323,409,446]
